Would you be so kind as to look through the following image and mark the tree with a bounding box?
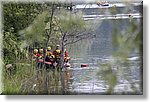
[41,3,95,68]
[21,11,49,48]
[3,3,43,64]
[3,3,42,34]
[55,10,95,68]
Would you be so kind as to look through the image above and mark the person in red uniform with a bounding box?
[46,47,52,56]
[32,49,38,60]
[37,49,44,59]
[64,49,70,63]
[45,51,55,70]
[53,45,61,64]
[37,48,44,69]
[45,46,54,61]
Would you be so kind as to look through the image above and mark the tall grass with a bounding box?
[3,57,69,94]
[3,59,35,94]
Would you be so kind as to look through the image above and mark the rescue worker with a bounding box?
[46,47,51,55]
[45,52,54,62]
[37,48,44,59]
[53,45,61,64]
[32,49,38,60]
[64,49,70,63]
[45,51,55,70]
[46,46,53,61]
[37,48,44,69]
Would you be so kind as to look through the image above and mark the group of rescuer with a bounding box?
[32,45,70,69]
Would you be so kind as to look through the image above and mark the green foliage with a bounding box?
[56,10,92,58]
[3,3,42,33]
[22,11,49,46]
[3,62,36,94]
[3,3,42,64]
[2,3,76,94]
[97,63,117,94]
[3,59,64,94]
[107,6,143,94]
[45,16,62,48]
[57,10,85,33]
[112,19,142,60]
[110,5,117,15]
[3,32,17,50]
[3,31,19,64]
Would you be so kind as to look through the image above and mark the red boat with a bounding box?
[81,64,89,68]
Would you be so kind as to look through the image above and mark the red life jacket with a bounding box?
[65,51,69,57]
[37,53,44,59]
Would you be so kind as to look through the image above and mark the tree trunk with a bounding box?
[60,33,67,94]
[45,4,55,48]
[43,4,55,66]
[43,4,55,94]
[60,41,65,69]
[60,32,67,69]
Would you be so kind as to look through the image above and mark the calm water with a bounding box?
[66,56,142,94]
[65,3,142,95]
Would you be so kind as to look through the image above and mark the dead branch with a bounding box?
[64,33,95,46]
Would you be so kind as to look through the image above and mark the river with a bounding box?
[65,2,142,95]
[66,56,142,94]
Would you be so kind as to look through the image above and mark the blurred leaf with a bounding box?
[57,10,85,33]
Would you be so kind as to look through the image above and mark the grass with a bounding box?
[3,60,36,94]
[2,59,69,95]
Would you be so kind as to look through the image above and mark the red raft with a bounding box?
[81,64,89,68]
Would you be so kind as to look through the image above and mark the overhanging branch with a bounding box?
[64,33,95,46]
